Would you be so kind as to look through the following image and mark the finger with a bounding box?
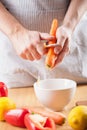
[24,48,34,61]
[26,52,34,61]
[44,42,62,53]
[20,52,27,60]
[40,33,55,41]
[36,43,47,55]
[62,38,70,54]
[55,39,69,65]
[54,36,66,54]
[55,51,66,65]
[40,33,56,52]
[28,44,41,60]
[26,54,34,61]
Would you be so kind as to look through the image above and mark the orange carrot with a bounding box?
[28,106,66,125]
[45,19,58,68]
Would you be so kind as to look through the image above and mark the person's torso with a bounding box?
[1,0,70,32]
[0,0,87,84]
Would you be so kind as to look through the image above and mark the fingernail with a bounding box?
[54,48,60,54]
[54,45,62,54]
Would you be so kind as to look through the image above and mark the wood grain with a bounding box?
[0,85,87,130]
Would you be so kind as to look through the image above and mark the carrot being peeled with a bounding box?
[45,19,58,68]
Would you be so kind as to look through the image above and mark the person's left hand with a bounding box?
[50,25,72,67]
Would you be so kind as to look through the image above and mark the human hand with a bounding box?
[10,27,54,61]
[49,25,72,67]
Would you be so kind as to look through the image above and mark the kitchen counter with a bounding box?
[0,84,87,130]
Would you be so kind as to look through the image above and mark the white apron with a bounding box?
[0,0,87,88]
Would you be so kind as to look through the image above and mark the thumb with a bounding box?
[54,36,66,54]
[40,32,55,41]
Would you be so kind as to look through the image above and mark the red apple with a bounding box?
[0,82,8,97]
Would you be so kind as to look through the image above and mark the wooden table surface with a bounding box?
[0,84,87,130]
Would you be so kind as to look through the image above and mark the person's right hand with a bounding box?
[10,26,54,61]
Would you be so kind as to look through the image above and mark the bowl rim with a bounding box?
[34,78,77,91]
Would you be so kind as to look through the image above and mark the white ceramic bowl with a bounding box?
[34,78,76,111]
